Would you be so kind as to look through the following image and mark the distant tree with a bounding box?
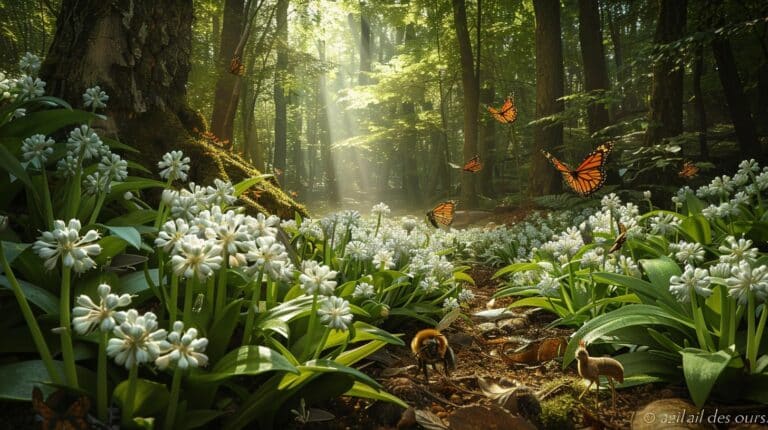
[210,0,245,144]
[578,0,610,135]
[531,0,564,196]
[359,1,372,85]
[451,0,480,207]
[645,0,686,146]
[273,0,289,183]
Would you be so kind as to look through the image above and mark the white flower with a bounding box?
[537,273,560,298]
[601,193,621,212]
[353,282,375,299]
[72,283,132,334]
[718,236,758,264]
[155,321,208,370]
[66,125,104,160]
[84,171,110,195]
[738,159,759,174]
[56,152,79,178]
[643,190,652,200]
[13,108,26,118]
[246,212,279,238]
[580,249,603,270]
[106,310,167,369]
[458,288,475,303]
[206,179,236,206]
[298,220,323,241]
[83,85,109,109]
[246,235,290,279]
[649,213,679,236]
[372,249,395,270]
[442,297,459,311]
[16,75,45,100]
[298,261,337,296]
[345,240,370,261]
[669,265,711,303]
[372,203,391,217]
[419,276,439,293]
[32,219,101,272]
[726,261,768,305]
[318,296,353,331]
[401,216,418,233]
[18,52,41,75]
[155,219,192,253]
[98,153,128,181]
[21,134,54,167]
[672,241,705,265]
[158,150,191,182]
[170,236,223,280]
[708,262,731,278]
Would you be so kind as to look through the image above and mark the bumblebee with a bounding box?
[411,328,456,382]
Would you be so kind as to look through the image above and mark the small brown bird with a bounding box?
[411,329,456,383]
[575,340,624,409]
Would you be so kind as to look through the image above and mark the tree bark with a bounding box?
[710,10,760,157]
[359,1,371,85]
[692,45,708,160]
[273,0,289,183]
[210,0,245,144]
[645,0,686,146]
[531,0,564,196]
[41,0,305,218]
[578,0,610,135]
[316,40,338,202]
[451,0,479,207]
[478,85,495,196]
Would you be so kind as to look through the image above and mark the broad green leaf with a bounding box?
[114,378,169,417]
[107,210,157,227]
[0,143,34,190]
[680,349,732,407]
[189,345,299,384]
[0,275,58,315]
[278,359,380,391]
[205,299,244,362]
[181,410,225,430]
[0,360,96,400]
[234,175,271,196]
[679,215,711,245]
[100,225,142,250]
[592,271,683,315]
[118,268,158,303]
[1,241,30,264]
[93,236,128,266]
[0,109,96,138]
[492,262,540,279]
[345,381,408,408]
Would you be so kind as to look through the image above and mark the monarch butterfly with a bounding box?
[462,155,482,173]
[487,97,518,124]
[541,142,614,197]
[32,387,91,430]
[608,221,627,254]
[229,55,245,76]
[426,200,457,228]
[679,160,699,180]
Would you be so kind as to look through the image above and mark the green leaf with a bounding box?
[93,235,128,266]
[107,210,157,227]
[113,378,169,417]
[345,381,408,408]
[614,351,681,387]
[181,410,225,430]
[1,241,31,265]
[0,360,97,400]
[452,271,475,285]
[0,109,96,138]
[679,215,712,245]
[233,175,271,197]
[0,143,34,190]
[102,137,139,153]
[189,345,299,384]
[0,275,58,315]
[324,321,404,350]
[278,359,380,391]
[100,225,142,250]
[592,271,684,315]
[492,262,540,279]
[205,299,244,362]
[118,269,158,303]
[680,349,732,407]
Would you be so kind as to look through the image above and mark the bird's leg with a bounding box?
[608,377,616,410]
[578,380,593,399]
[595,378,600,407]
[420,359,429,384]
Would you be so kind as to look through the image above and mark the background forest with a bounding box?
[5,0,767,213]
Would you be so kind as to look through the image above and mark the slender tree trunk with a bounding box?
[359,1,371,85]
[692,45,709,160]
[531,0,564,196]
[273,0,289,183]
[317,40,338,202]
[451,0,479,207]
[478,84,495,196]
[578,0,610,135]
[710,11,760,157]
[210,0,245,143]
[291,93,304,191]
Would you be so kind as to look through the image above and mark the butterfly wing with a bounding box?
[609,222,627,253]
[462,155,482,173]
[426,201,456,228]
[60,396,91,430]
[488,98,518,124]
[567,142,614,197]
[679,160,699,179]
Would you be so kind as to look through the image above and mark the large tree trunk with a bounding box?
[710,11,760,157]
[451,0,479,207]
[531,0,564,196]
[273,0,289,183]
[41,0,305,218]
[478,85,495,196]
[645,0,686,146]
[578,0,610,135]
[210,0,245,144]
[692,45,708,160]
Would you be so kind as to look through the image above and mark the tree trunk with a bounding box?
[645,0,686,146]
[692,45,708,160]
[210,0,245,144]
[710,13,760,157]
[317,40,338,202]
[359,1,371,85]
[531,0,564,196]
[451,0,479,207]
[273,0,289,184]
[478,85,495,196]
[41,0,305,218]
[578,0,610,135]
[291,93,304,191]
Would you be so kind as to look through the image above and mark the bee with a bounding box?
[411,328,456,383]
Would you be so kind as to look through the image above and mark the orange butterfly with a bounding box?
[679,160,699,180]
[426,201,457,228]
[32,387,91,430]
[541,142,614,197]
[608,221,627,253]
[487,97,518,124]
[229,55,245,76]
[462,155,482,173]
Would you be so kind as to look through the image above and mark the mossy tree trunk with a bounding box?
[578,0,611,136]
[41,0,306,218]
[210,0,245,145]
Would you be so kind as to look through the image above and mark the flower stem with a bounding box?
[183,277,198,326]
[754,302,768,371]
[40,168,53,229]
[0,242,60,383]
[163,367,183,430]
[60,265,78,387]
[215,256,229,319]
[313,327,331,360]
[242,271,265,346]
[302,293,320,360]
[88,185,109,225]
[169,274,179,323]
[97,331,108,422]
[122,362,139,426]
[747,292,756,373]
